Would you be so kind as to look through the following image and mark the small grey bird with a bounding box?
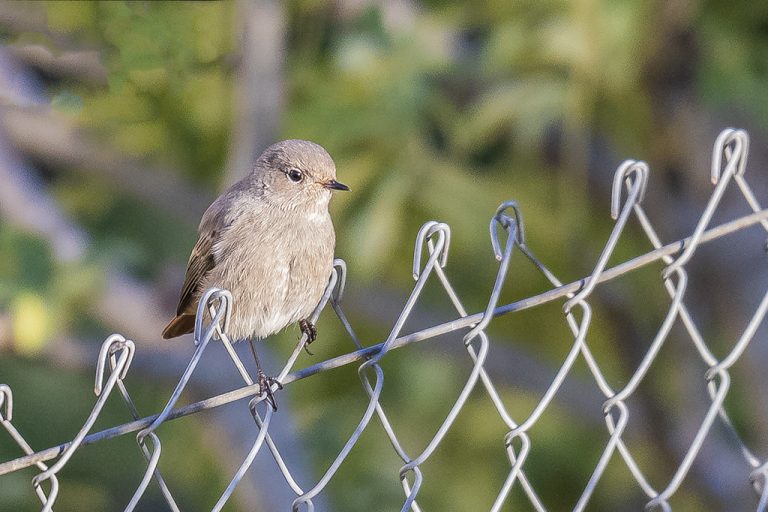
[162,140,348,406]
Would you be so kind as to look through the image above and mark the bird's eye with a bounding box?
[287,169,303,182]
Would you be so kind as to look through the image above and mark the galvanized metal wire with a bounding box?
[2,128,768,510]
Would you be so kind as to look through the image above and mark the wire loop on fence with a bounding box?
[95,334,135,395]
[0,384,11,423]
[611,160,648,220]
[413,221,450,280]
[491,200,525,257]
[712,128,749,184]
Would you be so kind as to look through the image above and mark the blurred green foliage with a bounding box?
[45,1,234,183]
[1,1,767,510]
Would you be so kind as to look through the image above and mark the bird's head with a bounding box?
[256,139,349,212]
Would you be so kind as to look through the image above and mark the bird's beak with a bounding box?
[324,180,350,191]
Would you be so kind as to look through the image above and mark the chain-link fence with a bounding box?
[2,128,767,511]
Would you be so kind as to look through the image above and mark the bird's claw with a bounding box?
[299,319,317,355]
[257,371,283,411]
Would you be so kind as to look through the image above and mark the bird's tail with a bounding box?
[161,314,196,339]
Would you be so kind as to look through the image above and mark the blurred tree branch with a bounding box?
[0,127,88,262]
[0,3,105,61]
[0,104,212,224]
[0,0,106,85]
[223,0,285,187]
[0,2,53,41]
[7,44,108,87]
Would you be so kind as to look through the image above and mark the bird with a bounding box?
[162,139,349,408]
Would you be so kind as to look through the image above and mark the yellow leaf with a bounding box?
[11,293,50,356]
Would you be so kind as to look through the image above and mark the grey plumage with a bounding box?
[162,139,348,341]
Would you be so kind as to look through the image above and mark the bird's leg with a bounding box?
[299,319,317,355]
[248,338,282,411]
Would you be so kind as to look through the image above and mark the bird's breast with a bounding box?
[207,209,335,340]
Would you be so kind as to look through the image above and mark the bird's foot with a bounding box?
[257,371,283,411]
[299,319,317,355]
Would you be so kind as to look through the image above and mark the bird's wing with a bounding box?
[175,232,216,315]
[175,198,231,316]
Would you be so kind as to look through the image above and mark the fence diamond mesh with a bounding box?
[2,128,768,511]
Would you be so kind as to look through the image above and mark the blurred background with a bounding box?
[1,1,768,510]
